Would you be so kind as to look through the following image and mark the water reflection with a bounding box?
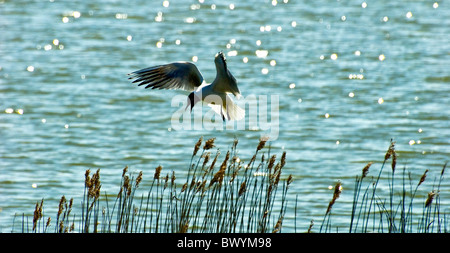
[1,0,449,232]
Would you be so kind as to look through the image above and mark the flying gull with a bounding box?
[128,52,244,121]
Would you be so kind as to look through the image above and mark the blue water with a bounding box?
[1,0,449,232]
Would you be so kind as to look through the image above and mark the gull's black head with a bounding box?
[186,92,200,111]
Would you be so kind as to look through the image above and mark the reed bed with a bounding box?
[15,137,293,233]
[12,139,448,233]
[319,140,448,233]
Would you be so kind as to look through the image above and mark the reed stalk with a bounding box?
[13,138,447,233]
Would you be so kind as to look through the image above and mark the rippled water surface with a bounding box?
[1,0,449,232]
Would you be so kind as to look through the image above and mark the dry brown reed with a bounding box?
[325,181,342,216]
[14,139,448,234]
[345,141,448,233]
[32,199,44,232]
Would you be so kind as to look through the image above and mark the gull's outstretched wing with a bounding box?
[128,62,204,92]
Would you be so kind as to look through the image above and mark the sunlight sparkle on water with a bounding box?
[256,50,269,58]
[349,74,364,79]
[3,108,23,115]
[184,17,196,23]
[227,50,238,57]
[72,11,81,18]
[328,185,343,191]
[406,11,413,19]
[115,13,128,19]
[155,12,163,22]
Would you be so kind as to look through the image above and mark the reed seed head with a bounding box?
[59,220,64,233]
[287,174,293,187]
[193,136,203,156]
[135,171,143,187]
[274,169,281,186]
[391,150,397,173]
[326,181,342,215]
[122,166,128,177]
[85,169,91,188]
[204,137,216,150]
[425,191,437,207]
[46,217,51,228]
[238,181,247,197]
[362,162,373,178]
[57,195,66,216]
[210,167,226,186]
[87,169,101,199]
[154,165,162,180]
[418,169,429,187]
[233,138,239,149]
[33,199,44,231]
[209,151,220,172]
[441,162,447,177]
[307,219,314,233]
[171,171,176,186]
[281,151,286,168]
[384,141,396,161]
[268,155,276,171]
[202,152,210,168]
[181,182,187,192]
[256,136,269,151]
[164,174,169,189]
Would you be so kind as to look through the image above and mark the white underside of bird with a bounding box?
[128,52,245,121]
